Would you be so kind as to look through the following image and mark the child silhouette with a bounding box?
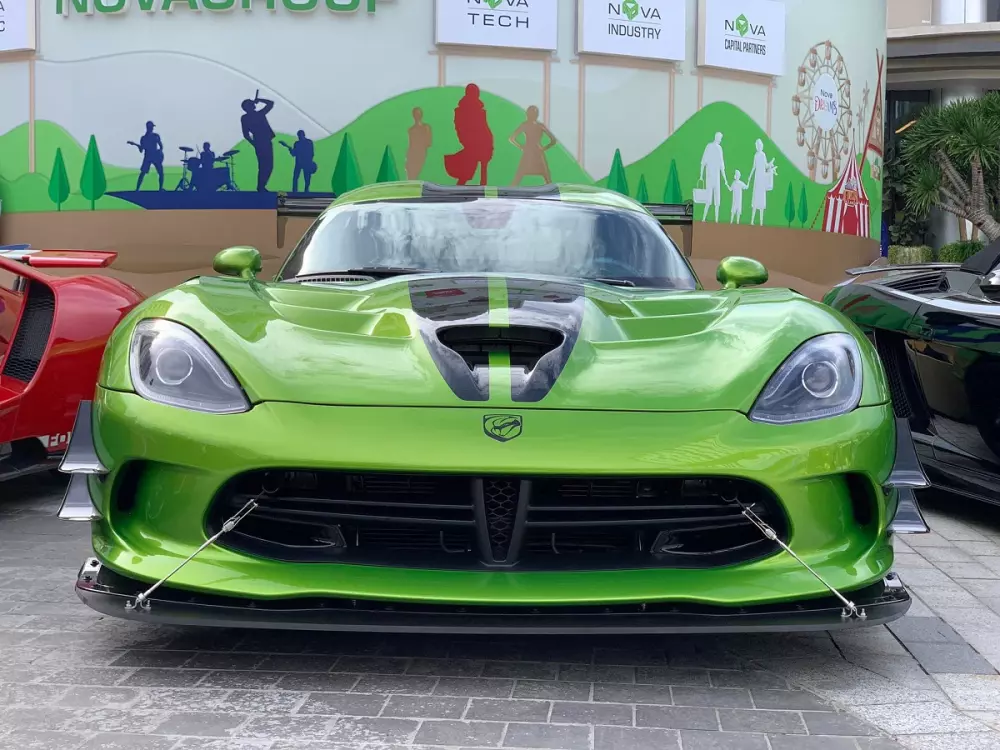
[729,169,748,224]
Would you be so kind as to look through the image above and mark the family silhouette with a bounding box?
[695,133,777,224]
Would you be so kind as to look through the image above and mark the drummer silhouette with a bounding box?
[280,130,316,192]
[128,121,165,191]
[199,142,216,170]
[241,92,275,192]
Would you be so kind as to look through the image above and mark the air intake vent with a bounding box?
[882,271,947,295]
[437,325,564,371]
[2,280,55,383]
[296,274,376,284]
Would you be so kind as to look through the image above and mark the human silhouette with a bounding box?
[199,142,216,170]
[747,138,776,226]
[241,93,275,192]
[510,105,556,185]
[698,132,728,222]
[280,130,316,192]
[444,84,493,186]
[728,169,748,224]
[405,108,432,180]
[128,121,164,191]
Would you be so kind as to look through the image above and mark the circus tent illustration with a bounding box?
[822,141,870,237]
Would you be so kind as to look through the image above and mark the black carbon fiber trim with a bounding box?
[2,280,55,383]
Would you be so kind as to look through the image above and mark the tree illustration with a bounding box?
[376,145,400,184]
[636,174,649,204]
[80,135,107,211]
[48,148,70,212]
[663,159,683,204]
[798,184,809,228]
[784,183,796,227]
[331,132,364,195]
[607,149,629,196]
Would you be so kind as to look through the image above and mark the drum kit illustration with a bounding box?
[175,146,241,192]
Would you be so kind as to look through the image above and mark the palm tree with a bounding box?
[899,92,1000,242]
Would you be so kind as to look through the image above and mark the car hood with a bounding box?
[104,273,876,413]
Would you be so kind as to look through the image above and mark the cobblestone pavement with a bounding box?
[2,477,1000,750]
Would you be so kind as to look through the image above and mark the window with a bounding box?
[988,0,1000,22]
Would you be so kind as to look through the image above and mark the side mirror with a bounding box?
[716,256,768,290]
[213,246,262,280]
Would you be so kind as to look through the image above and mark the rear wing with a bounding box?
[0,246,117,270]
[275,192,695,247]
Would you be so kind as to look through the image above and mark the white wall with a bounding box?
[1,0,887,181]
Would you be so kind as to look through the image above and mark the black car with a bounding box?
[824,242,1000,508]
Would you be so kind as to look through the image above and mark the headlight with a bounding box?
[129,319,249,414]
[749,333,862,425]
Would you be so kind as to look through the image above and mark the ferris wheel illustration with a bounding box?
[792,41,853,184]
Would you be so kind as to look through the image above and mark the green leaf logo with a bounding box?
[622,0,639,20]
[485,0,502,8]
[735,14,749,36]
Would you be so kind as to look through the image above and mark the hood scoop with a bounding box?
[437,325,565,372]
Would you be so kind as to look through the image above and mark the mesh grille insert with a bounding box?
[1,281,55,383]
[483,478,519,561]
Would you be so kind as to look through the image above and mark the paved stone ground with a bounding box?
[2,477,1000,750]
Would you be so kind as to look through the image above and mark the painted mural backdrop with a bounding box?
[0,0,885,239]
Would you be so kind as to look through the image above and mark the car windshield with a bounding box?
[277,197,697,289]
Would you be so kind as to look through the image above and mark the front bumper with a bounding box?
[75,558,912,634]
[60,391,926,623]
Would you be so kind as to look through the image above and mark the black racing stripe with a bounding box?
[420,183,488,202]
[408,276,491,402]
[495,185,561,199]
[504,278,586,403]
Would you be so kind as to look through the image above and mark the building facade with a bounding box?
[887,0,1000,246]
[0,0,887,296]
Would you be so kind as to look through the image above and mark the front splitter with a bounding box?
[75,559,911,635]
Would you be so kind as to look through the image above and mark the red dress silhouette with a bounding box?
[444,84,494,186]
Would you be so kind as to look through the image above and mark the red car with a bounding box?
[0,246,143,482]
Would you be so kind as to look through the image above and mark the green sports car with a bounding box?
[60,182,929,633]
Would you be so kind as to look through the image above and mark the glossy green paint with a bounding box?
[89,388,896,605]
[98,275,890,412]
[213,246,263,280]
[88,183,899,610]
[717,256,769,290]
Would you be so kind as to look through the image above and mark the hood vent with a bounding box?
[437,325,564,372]
[882,271,948,296]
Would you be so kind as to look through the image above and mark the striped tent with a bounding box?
[822,151,870,238]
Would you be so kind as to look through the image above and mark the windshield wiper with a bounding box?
[590,277,637,288]
[290,267,431,282]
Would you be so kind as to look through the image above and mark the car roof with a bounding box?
[327,181,652,216]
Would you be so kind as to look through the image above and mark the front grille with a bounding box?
[482,478,519,561]
[1,280,55,383]
[208,472,787,571]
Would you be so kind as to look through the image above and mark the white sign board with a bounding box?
[435,0,558,51]
[578,0,686,63]
[0,0,36,53]
[698,0,785,76]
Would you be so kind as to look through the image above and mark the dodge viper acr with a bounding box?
[62,182,928,633]
[0,246,142,482]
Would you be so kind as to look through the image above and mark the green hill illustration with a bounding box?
[0,93,879,233]
[597,102,881,232]
[0,87,592,212]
